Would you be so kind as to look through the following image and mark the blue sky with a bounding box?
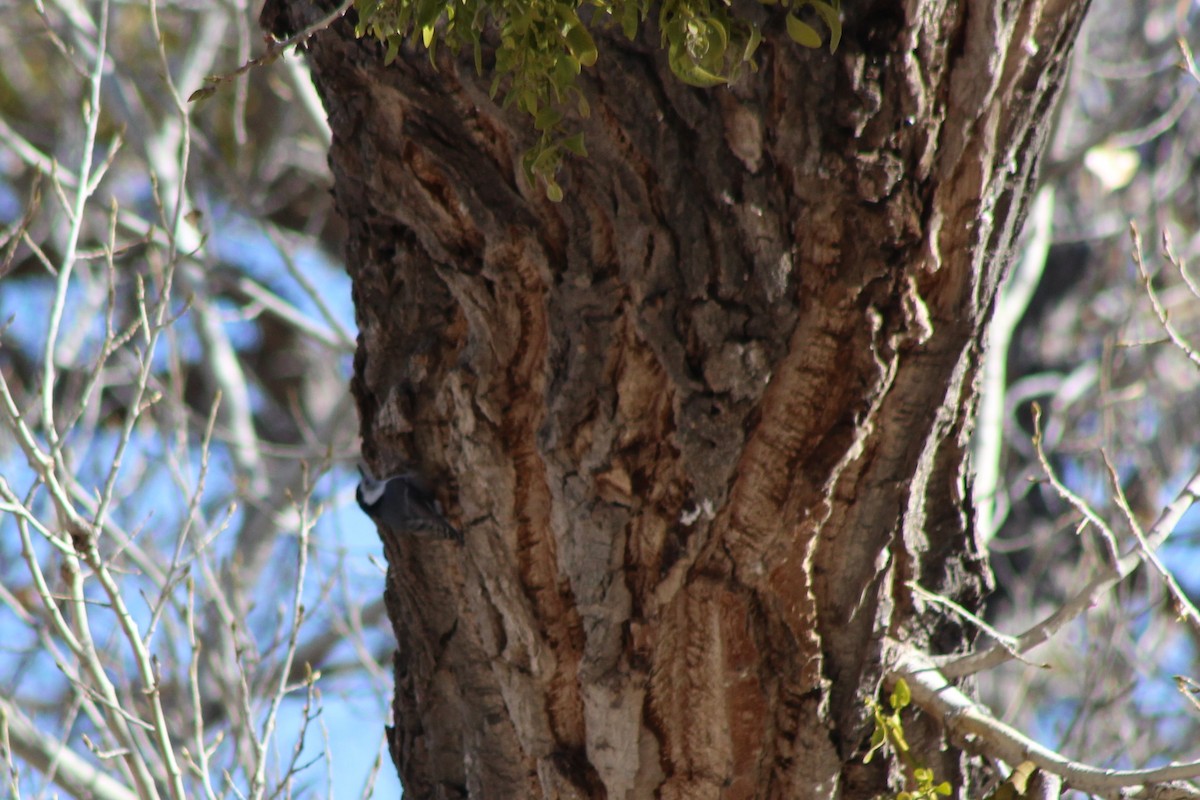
[0,186,405,796]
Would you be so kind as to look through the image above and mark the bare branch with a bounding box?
[1131,224,1200,368]
[944,413,1200,679]
[893,644,1200,799]
[42,0,110,449]
[0,697,138,800]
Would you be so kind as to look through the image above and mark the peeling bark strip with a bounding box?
[264,0,1091,796]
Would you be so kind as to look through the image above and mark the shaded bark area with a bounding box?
[265,0,1090,796]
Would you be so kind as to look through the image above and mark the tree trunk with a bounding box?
[265,0,1091,796]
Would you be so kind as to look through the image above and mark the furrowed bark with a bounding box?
[262,0,1092,796]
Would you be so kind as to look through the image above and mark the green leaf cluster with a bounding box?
[864,680,952,800]
[657,0,839,88]
[354,0,839,198]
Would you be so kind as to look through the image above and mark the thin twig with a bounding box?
[0,697,138,800]
[188,0,354,103]
[1130,224,1200,368]
[907,581,1048,669]
[942,456,1200,679]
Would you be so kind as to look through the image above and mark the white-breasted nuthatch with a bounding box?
[356,465,462,542]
